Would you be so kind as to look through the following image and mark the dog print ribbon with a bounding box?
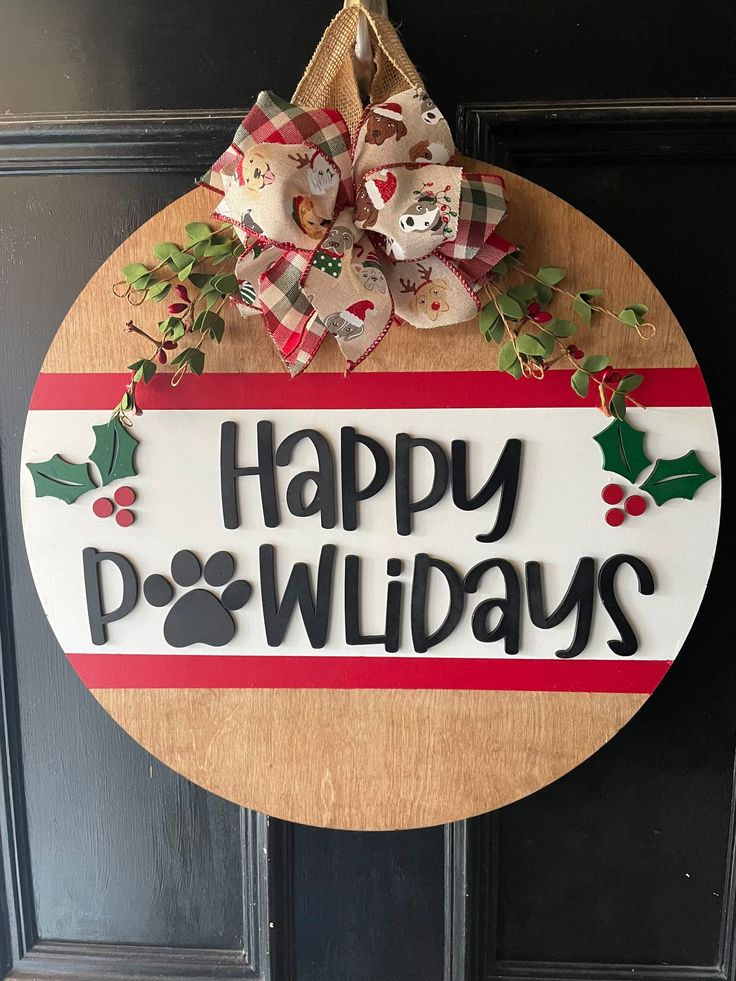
[200,88,515,374]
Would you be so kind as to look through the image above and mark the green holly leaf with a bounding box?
[593,419,651,482]
[639,451,716,506]
[89,419,139,486]
[26,455,96,504]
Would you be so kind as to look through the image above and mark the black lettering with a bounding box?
[259,544,336,648]
[345,555,385,646]
[220,420,278,530]
[341,427,390,531]
[598,554,655,656]
[464,558,521,654]
[275,429,336,529]
[411,553,464,654]
[526,558,595,658]
[452,438,522,543]
[83,547,139,646]
[395,434,449,536]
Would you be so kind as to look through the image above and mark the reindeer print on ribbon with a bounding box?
[200,88,514,374]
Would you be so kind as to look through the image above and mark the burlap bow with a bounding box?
[200,87,514,374]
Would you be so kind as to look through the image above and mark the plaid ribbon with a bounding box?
[200,88,513,374]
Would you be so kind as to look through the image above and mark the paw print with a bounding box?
[143,550,251,648]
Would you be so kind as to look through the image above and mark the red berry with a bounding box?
[163,340,177,349]
[114,486,136,507]
[625,495,647,517]
[115,509,135,528]
[92,498,114,518]
[534,311,552,324]
[167,302,188,314]
[157,349,167,364]
[527,302,541,317]
[602,484,624,505]
[605,507,625,527]
[608,371,621,385]
[174,284,189,301]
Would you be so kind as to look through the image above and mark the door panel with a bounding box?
[1,3,735,980]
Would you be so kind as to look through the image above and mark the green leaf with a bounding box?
[616,372,644,393]
[192,310,225,340]
[128,358,157,384]
[579,288,604,300]
[609,391,627,420]
[534,283,554,306]
[122,263,151,286]
[146,281,170,302]
[184,222,213,244]
[496,293,524,320]
[571,369,590,398]
[516,333,547,357]
[618,304,648,327]
[507,283,538,305]
[169,249,194,272]
[535,331,556,358]
[479,304,503,343]
[171,347,206,375]
[593,419,651,483]
[506,359,523,379]
[212,273,238,295]
[188,272,213,290]
[177,261,195,282]
[536,266,566,286]
[546,318,577,338]
[581,354,610,373]
[498,341,519,372]
[158,317,184,340]
[89,419,139,485]
[639,450,716,506]
[153,242,179,261]
[573,297,593,326]
[26,455,96,505]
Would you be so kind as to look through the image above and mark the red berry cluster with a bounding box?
[601,367,621,386]
[566,343,584,360]
[157,284,191,365]
[527,301,552,325]
[601,484,647,527]
[92,486,137,527]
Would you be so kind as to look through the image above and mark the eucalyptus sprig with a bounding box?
[480,259,653,420]
[112,222,243,424]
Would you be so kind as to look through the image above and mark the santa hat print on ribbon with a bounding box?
[364,171,397,211]
[373,101,403,121]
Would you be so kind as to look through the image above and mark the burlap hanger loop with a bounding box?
[292,1,424,135]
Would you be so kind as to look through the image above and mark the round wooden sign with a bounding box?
[20,169,720,829]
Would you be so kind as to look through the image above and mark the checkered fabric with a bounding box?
[199,87,514,374]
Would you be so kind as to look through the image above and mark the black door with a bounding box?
[1,2,735,979]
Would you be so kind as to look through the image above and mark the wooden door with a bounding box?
[1,2,734,979]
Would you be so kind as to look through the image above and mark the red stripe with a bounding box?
[67,653,671,694]
[29,367,710,411]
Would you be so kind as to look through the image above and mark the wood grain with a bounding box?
[42,161,695,375]
[37,160,692,829]
[93,688,647,830]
